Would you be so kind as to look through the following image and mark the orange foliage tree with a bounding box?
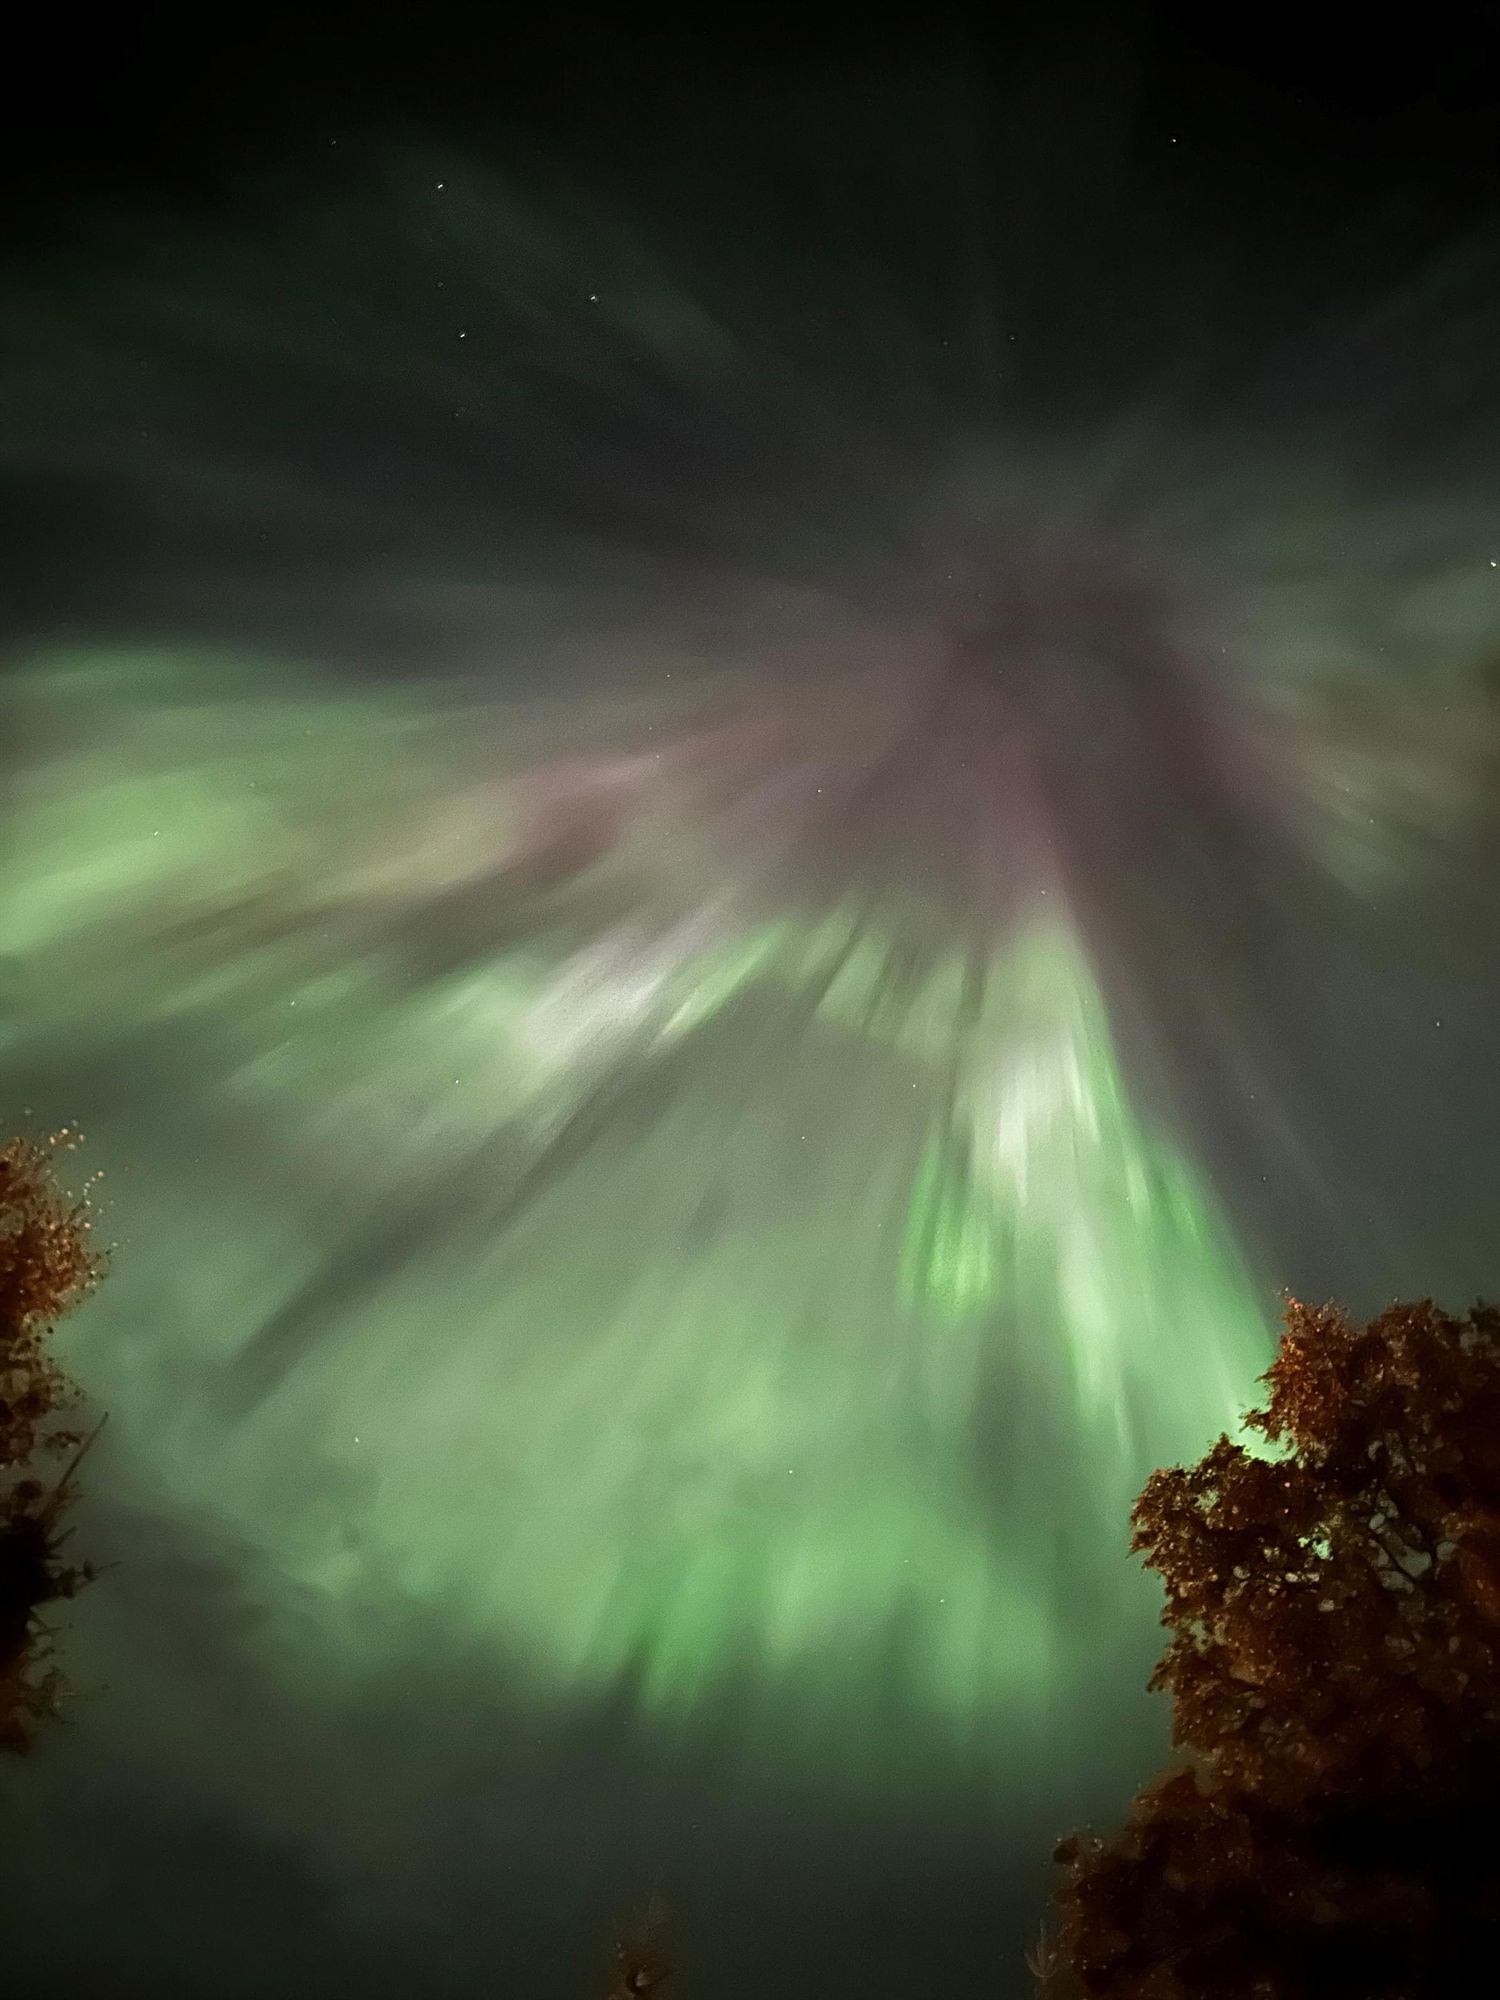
[1049,1296,1500,1998]
[0,1135,105,1752]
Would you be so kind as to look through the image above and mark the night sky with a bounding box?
[3,6,1500,1996]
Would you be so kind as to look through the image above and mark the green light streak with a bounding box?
[6,646,1274,1795]
[903,1134,1003,1317]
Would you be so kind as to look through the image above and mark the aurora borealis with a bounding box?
[2,640,1270,1786]
[3,10,1500,1997]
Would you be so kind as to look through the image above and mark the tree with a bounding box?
[0,1134,105,1752]
[605,1889,673,1999]
[1049,1296,1500,1998]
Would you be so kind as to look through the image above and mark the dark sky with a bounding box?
[6,4,1499,231]
[2,7,1500,2000]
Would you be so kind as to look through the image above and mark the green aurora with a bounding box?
[4,645,1272,1798]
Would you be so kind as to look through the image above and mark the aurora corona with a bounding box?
[3,140,1496,1819]
[2,626,1273,1795]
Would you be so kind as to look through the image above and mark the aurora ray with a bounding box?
[2,128,1497,1837]
[2,642,1274,1796]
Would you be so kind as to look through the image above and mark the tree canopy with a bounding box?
[1051,1295,1500,1998]
[0,1134,105,1752]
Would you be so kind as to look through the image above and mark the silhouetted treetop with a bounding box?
[0,1133,105,1751]
[1051,1295,1500,1999]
